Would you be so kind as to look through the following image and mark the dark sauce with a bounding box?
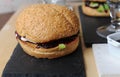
[85,1,109,12]
[85,1,105,8]
[85,1,91,7]
[36,33,78,48]
[104,10,108,13]
[15,31,79,49]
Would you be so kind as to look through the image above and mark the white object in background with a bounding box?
[92,44,120,77]
[107,32,120,59]
[0,0,44,14]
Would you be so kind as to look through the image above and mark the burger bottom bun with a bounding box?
[82,4,110,17]
[18,36,79,59]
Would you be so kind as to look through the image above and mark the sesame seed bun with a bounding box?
[15,4,79,43]
[15,4,80,59]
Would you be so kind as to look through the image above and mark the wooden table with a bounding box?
[0,12,14,30]
[0,6,99,77]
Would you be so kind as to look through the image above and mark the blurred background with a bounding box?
[0,0,81,30]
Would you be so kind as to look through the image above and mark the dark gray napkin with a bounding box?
[79,6,110,47]
[2,43,86,77]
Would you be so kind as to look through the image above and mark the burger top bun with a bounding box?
[83,0,106,2]
[15,4,79,43]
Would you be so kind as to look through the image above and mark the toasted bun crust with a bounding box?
[117,13,120,17]
[82,4,110,17]
[15,4,79,43]
[17,37,79,59]
[83,0,106,2]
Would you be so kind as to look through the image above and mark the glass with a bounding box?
[42,0,66,6]
[96,0,120,38]
[42,0,73,10]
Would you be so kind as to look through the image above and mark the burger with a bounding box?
[15,4,80,59]
[82,0,110,16]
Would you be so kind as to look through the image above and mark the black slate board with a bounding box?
[2,44,86,77]
[79,6,111,47]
